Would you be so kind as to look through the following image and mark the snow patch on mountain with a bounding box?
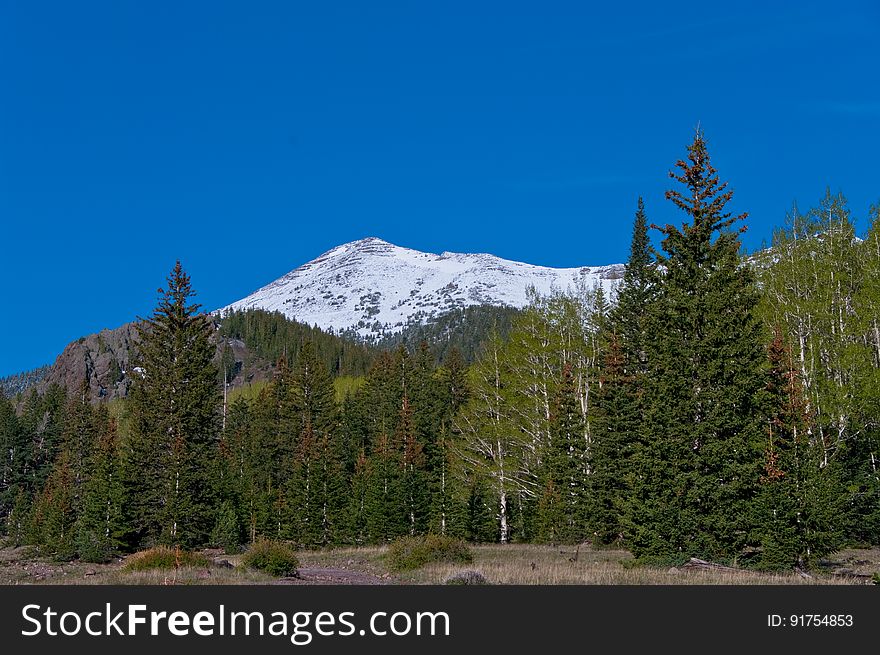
[219,238,624,338]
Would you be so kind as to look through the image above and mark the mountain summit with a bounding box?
[219,237,624,339]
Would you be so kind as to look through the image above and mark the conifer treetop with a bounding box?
[659,129,748,242]
[151,260,203,326]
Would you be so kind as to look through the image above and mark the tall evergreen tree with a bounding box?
[75,411,127,562]
[61,380,98,519]
[591,334,637,545]
[126,261,221,548]
[592,198,656,546]
[397,396,429,535]
[632,131,765,561]
[535,364,588,543]
[754,330,844,569]
[346,449,371,544]
[364,432,406,542]
[30,450,76,560]
[0,392,23,533]
[290,342,338,439]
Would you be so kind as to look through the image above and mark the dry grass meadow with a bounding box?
[2,541,876,585]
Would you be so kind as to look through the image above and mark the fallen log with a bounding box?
[680,558,742,573]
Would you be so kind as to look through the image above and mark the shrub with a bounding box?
[240,539,299,577]
[124,546,210,571]
[386,535,473,572]
[444,570,487,585]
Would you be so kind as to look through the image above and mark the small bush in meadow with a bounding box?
[387,535,473,572]
[124,546,210,571]
[444,570,487,585]
[240,539,299,577]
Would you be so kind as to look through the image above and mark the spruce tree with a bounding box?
[126,261,221,548]
[464,476,498,542]
[429,423,462,536]
[633,131,766,561]
[30,451,76,560]
[364,432,405,542]
[285,344,347,546]
[397,396,429,535]
[754,330,844,569]
[591,333,638,545]
[346,449,370,544]
[75,412,127,562]
[535,364,588,544]
[290,342,338,439]
[211,499,243,554]
[20,384,67,498]
[0,392,23,532]
[592,198,656,546]
[62,379,98,520]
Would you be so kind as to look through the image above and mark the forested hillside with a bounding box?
[2,132,877,570]
[0,366,50,398]
[371,304,523,364]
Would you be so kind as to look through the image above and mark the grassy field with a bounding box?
[2,541,876,585]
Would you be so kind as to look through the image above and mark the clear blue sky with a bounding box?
[1,1,878,376]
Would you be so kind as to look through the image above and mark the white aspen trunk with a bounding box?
[873,319,880,367]
[440,465,447,536]
[222,369,228,432]
[499,485,508,544]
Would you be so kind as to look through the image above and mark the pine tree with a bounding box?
[346,449,370,544]
[439,347,470,415]
[754,330,845,569]
[7,487,31,547]
[19,384,67,498]
[219,397,267,543]
[75,412,127,562]
[0,392,23,533]
[126,261,221,548]
[610,197,655,369]
[592,199,656,546]
[591,334,636,545]
[463,476,498,542]
[243,363,297,540]
[397,396,429,535]
[429,423,463,536]
[31,451,76,560]
[290,342,338,439]
[211,499,243,554]
[633,131,766,561]
[364,432,405,542]
[62,379,98,520]
[285,343,347,546]
[535,364,588,543]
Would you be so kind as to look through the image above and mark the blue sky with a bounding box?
[1,1,878,376]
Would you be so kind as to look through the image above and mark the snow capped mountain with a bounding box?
[219,237,624,339]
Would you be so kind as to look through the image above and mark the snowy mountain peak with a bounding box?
[220,239,624,339]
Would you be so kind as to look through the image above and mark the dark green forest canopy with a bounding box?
[216,308,378,378]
